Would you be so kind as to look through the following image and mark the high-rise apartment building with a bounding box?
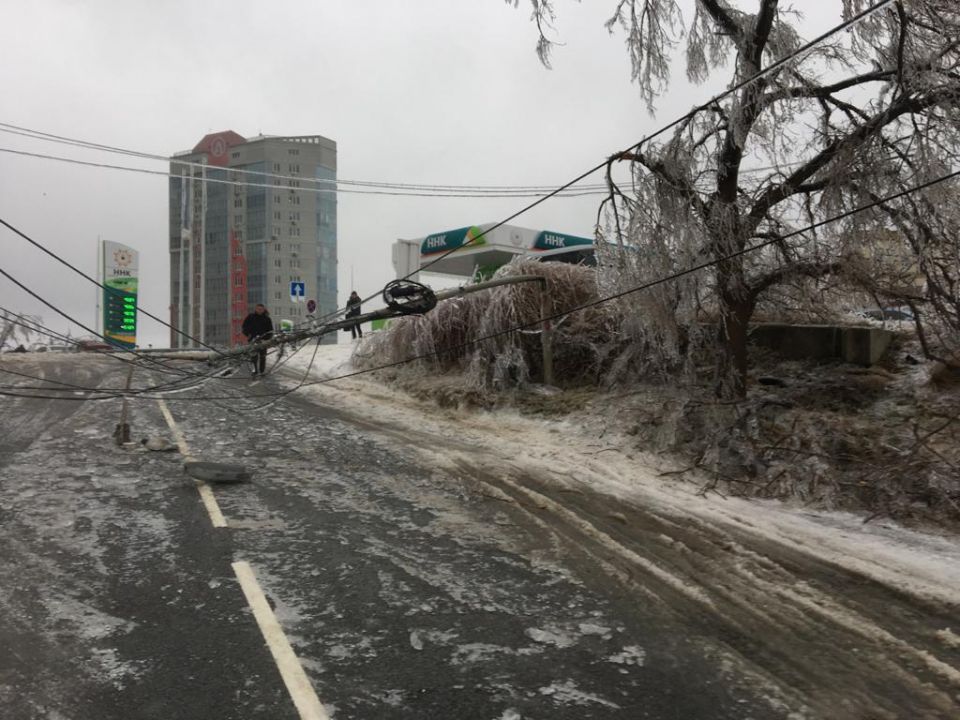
[168,130,337,348]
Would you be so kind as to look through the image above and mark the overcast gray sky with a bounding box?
[0,0,840,347]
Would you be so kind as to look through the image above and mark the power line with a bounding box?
[0,308,72,346]
[0,362,227,397]
[295,0,895,332]
[0,227,284,397]
[0,359,224,398]
[0,261,233,380]
[0,147,614,199]
[0,137,594,369]
[285,167,960,394]
[28,158,945,408]
[0,304,270,402]
[0,217,226,356]
[0,309,208,392]
[383,0,896,277]
[0,351,255,401]
[210,166,960,404]
[1,122,818,196]
[0,308,245,396]
[1,0,894,380]
[0,304,240,395]
[0,121,623,193]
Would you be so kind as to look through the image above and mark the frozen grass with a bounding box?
[352,263,959,525]
[613,348,960,525]
[354,259,618,393]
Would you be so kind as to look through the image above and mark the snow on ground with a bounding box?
[279,343,960,609]
[281,340,355,379]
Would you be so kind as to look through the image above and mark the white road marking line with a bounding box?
[232,561,330,720]
[194,482,228,529]
[156,397,228,529]
[155,397,194,459]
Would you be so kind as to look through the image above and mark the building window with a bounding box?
[273,211,281,220]
[231,151,241,159]
[273,162,281,172]
[288,149,299,156]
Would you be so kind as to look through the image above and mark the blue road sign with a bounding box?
[290,281,305,301]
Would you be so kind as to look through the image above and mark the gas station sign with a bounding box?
[102,241,139,349]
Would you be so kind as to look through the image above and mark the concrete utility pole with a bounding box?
[195,275,556,382]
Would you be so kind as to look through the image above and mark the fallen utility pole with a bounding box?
[200,275,554,383]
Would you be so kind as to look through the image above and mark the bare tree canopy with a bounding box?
[513,0,960,396]
[0,310,42,350]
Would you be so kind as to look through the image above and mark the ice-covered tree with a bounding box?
[0,310,41,350]
[513,0,960,396]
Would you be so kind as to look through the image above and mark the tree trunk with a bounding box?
[715,269,753,399]
[709,205,751,398]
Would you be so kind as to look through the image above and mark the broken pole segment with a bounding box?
[184,461,250,484]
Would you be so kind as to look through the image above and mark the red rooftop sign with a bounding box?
[191,130,245,166]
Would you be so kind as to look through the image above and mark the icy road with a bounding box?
[1,353,958,719]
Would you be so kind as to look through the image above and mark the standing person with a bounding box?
[345,291,363,339]
[241,303,273,376]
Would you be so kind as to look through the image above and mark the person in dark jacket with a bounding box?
[345,291,363,339]
[241,303,273,376]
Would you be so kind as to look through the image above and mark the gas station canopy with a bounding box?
[392,223,595,280]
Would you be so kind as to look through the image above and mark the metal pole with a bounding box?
[114,364,135,445]
[95,236,101,336]
[540,285,554,386]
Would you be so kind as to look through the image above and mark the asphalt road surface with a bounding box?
[1,354,958,719]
